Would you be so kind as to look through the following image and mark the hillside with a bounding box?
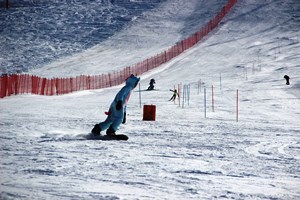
[1,0,300,199]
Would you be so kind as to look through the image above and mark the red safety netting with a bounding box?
[0,0,237,98]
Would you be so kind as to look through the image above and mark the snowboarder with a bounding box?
[284,75,290,85]
[91,74,140,136]
[169,89,178,101]
[147,78,156,90]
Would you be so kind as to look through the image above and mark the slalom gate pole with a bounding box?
[184,84,187,104]
[178,83,181,107]
[174,85,176,105]
[139,83,141,108]
[236,89,239,122]
[212,85,214,112]
[204,87,206,118]
[182,84,185,108]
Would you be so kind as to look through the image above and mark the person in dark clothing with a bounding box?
[147,79,156,90]
[284,75,290,85]
[169,89,178,101]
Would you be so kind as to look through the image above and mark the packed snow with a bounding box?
[1,0,300,199]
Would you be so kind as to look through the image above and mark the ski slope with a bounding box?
[30,0,227,77]
[1,0,300,199]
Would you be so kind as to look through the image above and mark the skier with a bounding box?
[147,78,156,90]
[284,75,290,85]
[91,74,140,136]
[169,89,178,101]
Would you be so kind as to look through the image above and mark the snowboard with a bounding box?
[85,133,128,141]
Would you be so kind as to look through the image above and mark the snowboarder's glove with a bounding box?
[116,100,123,110]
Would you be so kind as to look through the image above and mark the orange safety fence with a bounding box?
[0,0,237,98]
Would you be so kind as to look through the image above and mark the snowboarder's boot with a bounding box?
[91,124,101,135]
[106,125,116,135]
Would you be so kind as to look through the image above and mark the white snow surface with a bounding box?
[30,0,226,77]
[1,0,300,199]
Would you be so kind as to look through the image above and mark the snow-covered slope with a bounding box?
[30,0,227,77]
[0,0,167,74]
[1,0,300,199]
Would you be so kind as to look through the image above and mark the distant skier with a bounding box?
[169,89,179,101]
[284,75,290,85]
[91,74,140,135]
[147,78,156,90]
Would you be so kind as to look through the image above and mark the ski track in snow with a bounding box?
[1,0,300,199]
